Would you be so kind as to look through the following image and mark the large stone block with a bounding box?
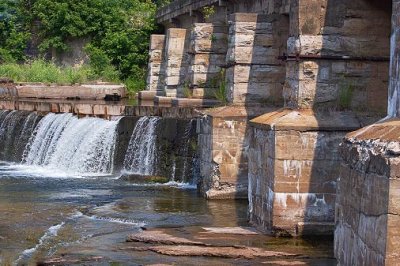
[336,119,400,264]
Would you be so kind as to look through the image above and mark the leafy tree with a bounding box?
[0,0,30,62]
[0,0,170,90]
[29,0,157,79]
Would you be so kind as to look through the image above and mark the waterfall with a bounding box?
[23,113,119,176]
[389,27,400,117]
[0,110,41,162]
[0,110,198,181]
[176,120,193,183]
[123,116,160,175]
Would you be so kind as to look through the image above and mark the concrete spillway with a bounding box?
[0,110,197,181]
[0,110,41,162]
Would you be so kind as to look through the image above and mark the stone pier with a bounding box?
[335,0,400,264]
[163,28,187,97]
[225,13,287,104]
[186,23,227,99]
[146,34,165,93]
[144,0,395,241]
[335,122,400,265]
[197,106,273,199]
[248,0,391,236]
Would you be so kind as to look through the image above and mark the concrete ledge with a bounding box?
[250,108,365,132]
[138,91,157,101]
[14,83,126,100]
[0,99,126,117]
[154,96,173,105]
[346,118,400,142]
[172,98,221,107]
[0,99,203,119]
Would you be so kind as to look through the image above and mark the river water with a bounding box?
[0,163,229,264]
[0,110,334,265]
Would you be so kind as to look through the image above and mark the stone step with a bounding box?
[138,91,157,101]
[192,88,205,99]
[154,96,173,105]
[171,98,221,107]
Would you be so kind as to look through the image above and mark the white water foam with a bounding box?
[123,116,160,176]
[16,222,65,263]
[125,181,197,190]
[22,113,119,177]
[85,215,146,226]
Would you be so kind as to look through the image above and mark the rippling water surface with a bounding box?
[0,162,254,265]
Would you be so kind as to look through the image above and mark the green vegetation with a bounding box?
[206,69,227,104]
[0,0,168,95]
[0,0,30,62]
[182,81,193,98]
[0,60,119,84]
[338,82,354,110]
[202,6,216,20]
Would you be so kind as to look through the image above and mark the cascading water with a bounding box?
[123,116,160,175]
[175,119,194,183]
[23,113,119,176]
[0,110,197,182]
[0,110,41,162]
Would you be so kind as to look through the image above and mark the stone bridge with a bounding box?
[143,0,399,264]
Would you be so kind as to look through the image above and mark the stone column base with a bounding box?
[248,108,376,236]
[335,118,400,265]
[198,105,275,200]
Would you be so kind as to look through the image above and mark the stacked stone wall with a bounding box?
[285,0,391,111]
[335,0,400,264]
[163,28,188,97]
[184,23,228,98]
[226,13,288,104]
[249,122,347,236]
[335,124,400,265]
[147,35,165,92]
[198,111,250,199]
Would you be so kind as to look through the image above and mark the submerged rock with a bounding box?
[127,229,300,260]
[201,227,259,235]
[127,245,299,260]
[120,174,169,184]
[128,230,205,246]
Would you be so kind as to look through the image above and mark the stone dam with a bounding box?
[1,0,400,265]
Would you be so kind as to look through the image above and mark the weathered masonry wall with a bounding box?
[147,0,393,238]
[284,0,391,111]
[335,122,400,265]
[197,106,274,199]
[163,28,188,97]
[248,110,372,236]
[226,13,287,104]
[147,35,165,92]
[247,0,391,236]
[185,23,227,99]
[335,0,400,264]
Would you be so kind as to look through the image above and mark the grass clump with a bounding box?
[0,59,148,98]
[205,69,227,104]
[0,60,120,85]
[338,82,354,110]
